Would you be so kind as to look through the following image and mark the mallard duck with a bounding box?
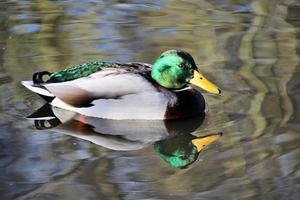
[28,103,221,168]
[22,50,221,120]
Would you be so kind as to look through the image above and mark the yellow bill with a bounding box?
[191,133,222,152]
[189,70,221,94]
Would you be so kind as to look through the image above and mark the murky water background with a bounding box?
[0,0,300,199]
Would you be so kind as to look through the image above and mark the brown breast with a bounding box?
[164,89,206,120]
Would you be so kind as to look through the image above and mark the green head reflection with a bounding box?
[154,133,222,169]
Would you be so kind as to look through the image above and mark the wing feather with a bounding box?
[44,69,156,107]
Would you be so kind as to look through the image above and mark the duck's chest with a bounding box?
[163,88,206,120]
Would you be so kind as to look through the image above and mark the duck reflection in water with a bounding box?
[28,104,222,169]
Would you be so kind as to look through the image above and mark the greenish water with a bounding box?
[1,0,300,199]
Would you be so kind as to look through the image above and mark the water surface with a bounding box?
[0,0,300,199]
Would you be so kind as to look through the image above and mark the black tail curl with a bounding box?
[32,71,51,84]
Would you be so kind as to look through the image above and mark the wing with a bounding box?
[43,68,156,107]
[24,61,154,106]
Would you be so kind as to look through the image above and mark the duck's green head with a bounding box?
[154,133,222,169]
[151,50,221,94]
[154,141,198,169]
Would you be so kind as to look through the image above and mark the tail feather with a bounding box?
[21,81,55,102]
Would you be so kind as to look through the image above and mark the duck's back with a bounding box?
[45,61,152,83]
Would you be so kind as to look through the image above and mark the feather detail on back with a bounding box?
[46,61,152,83]
[47,61,120,83]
